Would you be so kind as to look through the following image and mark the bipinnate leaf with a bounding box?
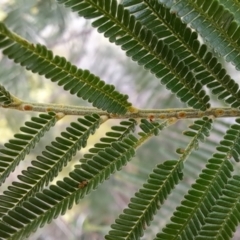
[105,160,183,240]
[0,1,240,240]
[0,113,57,185]
[0,23,131,115]
[0,114,101,218]
[154,118,240,239]
[195,175,240,240]
[57,0,211,111]
[0,116,172,239]
[159,0,240,70]
[0,134,138,240]
[123,0,240,108]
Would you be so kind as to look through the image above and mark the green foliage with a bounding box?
[0,0,240,239]
[159,0,240,69]
[105,160,183,240]
[0,130,139,239]
[0,23,131,114]
[0,85,12,105]
[0,112,58,185]
[57,0,211,110]
[0,114,101,218]
[196,175,240,240]
[123,0,240,108]
[218,0,240,25]
[76,118,137,166]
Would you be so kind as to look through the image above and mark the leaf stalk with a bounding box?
[1,100,240,120]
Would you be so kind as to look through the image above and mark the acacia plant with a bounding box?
[1,0,240,239]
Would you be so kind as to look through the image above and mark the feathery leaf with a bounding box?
[0,114,101,218]
[195,175,240,240]
[0,134,138,239]
[0,112,57,185]
[154,118,240,239]
[123,0,240,108]
[0,117,172,239]
[159,0,240,70]
[155,158,233,240]
[0,85,12,105]
[105,160,183,240]
[57,0,211,110]
[0,23,131,114]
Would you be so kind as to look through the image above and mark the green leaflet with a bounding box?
[0,135,138,240]
[123,0,240,108]
[155,159,234,240]
[76,118,136,166]
[0,112,57,185]
[105,160,183,240]
[0,23,131,115]
[105,117,213,240]
[0,118,170,239]
[154,118,240,240]
[218,0,240,25]
[0,114,101,218]
[57,0,211,110]
[195,175,240,240]
[159,0,240,70]
[0,85,12,105]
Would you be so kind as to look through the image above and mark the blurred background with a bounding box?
[0,0,240,239]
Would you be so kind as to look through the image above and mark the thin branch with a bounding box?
[1,98,240,120]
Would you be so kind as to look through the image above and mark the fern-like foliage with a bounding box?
[0,85,12,105]
[1,1,240,239]
[155,118,240,239]
[0,114,101,218]
[0,136,138,239]
[0,136,137,239]
[195,175,240,240]
[0,23,131,114]
[105,117,212,240]
[0,112,57,185]
[57,0,211,110]
[105,160,183,240]
[123,0,240,108]
[155,158,233,240]
[77,118,136,166]
[0,118,171,239]
[159,0,240,69]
